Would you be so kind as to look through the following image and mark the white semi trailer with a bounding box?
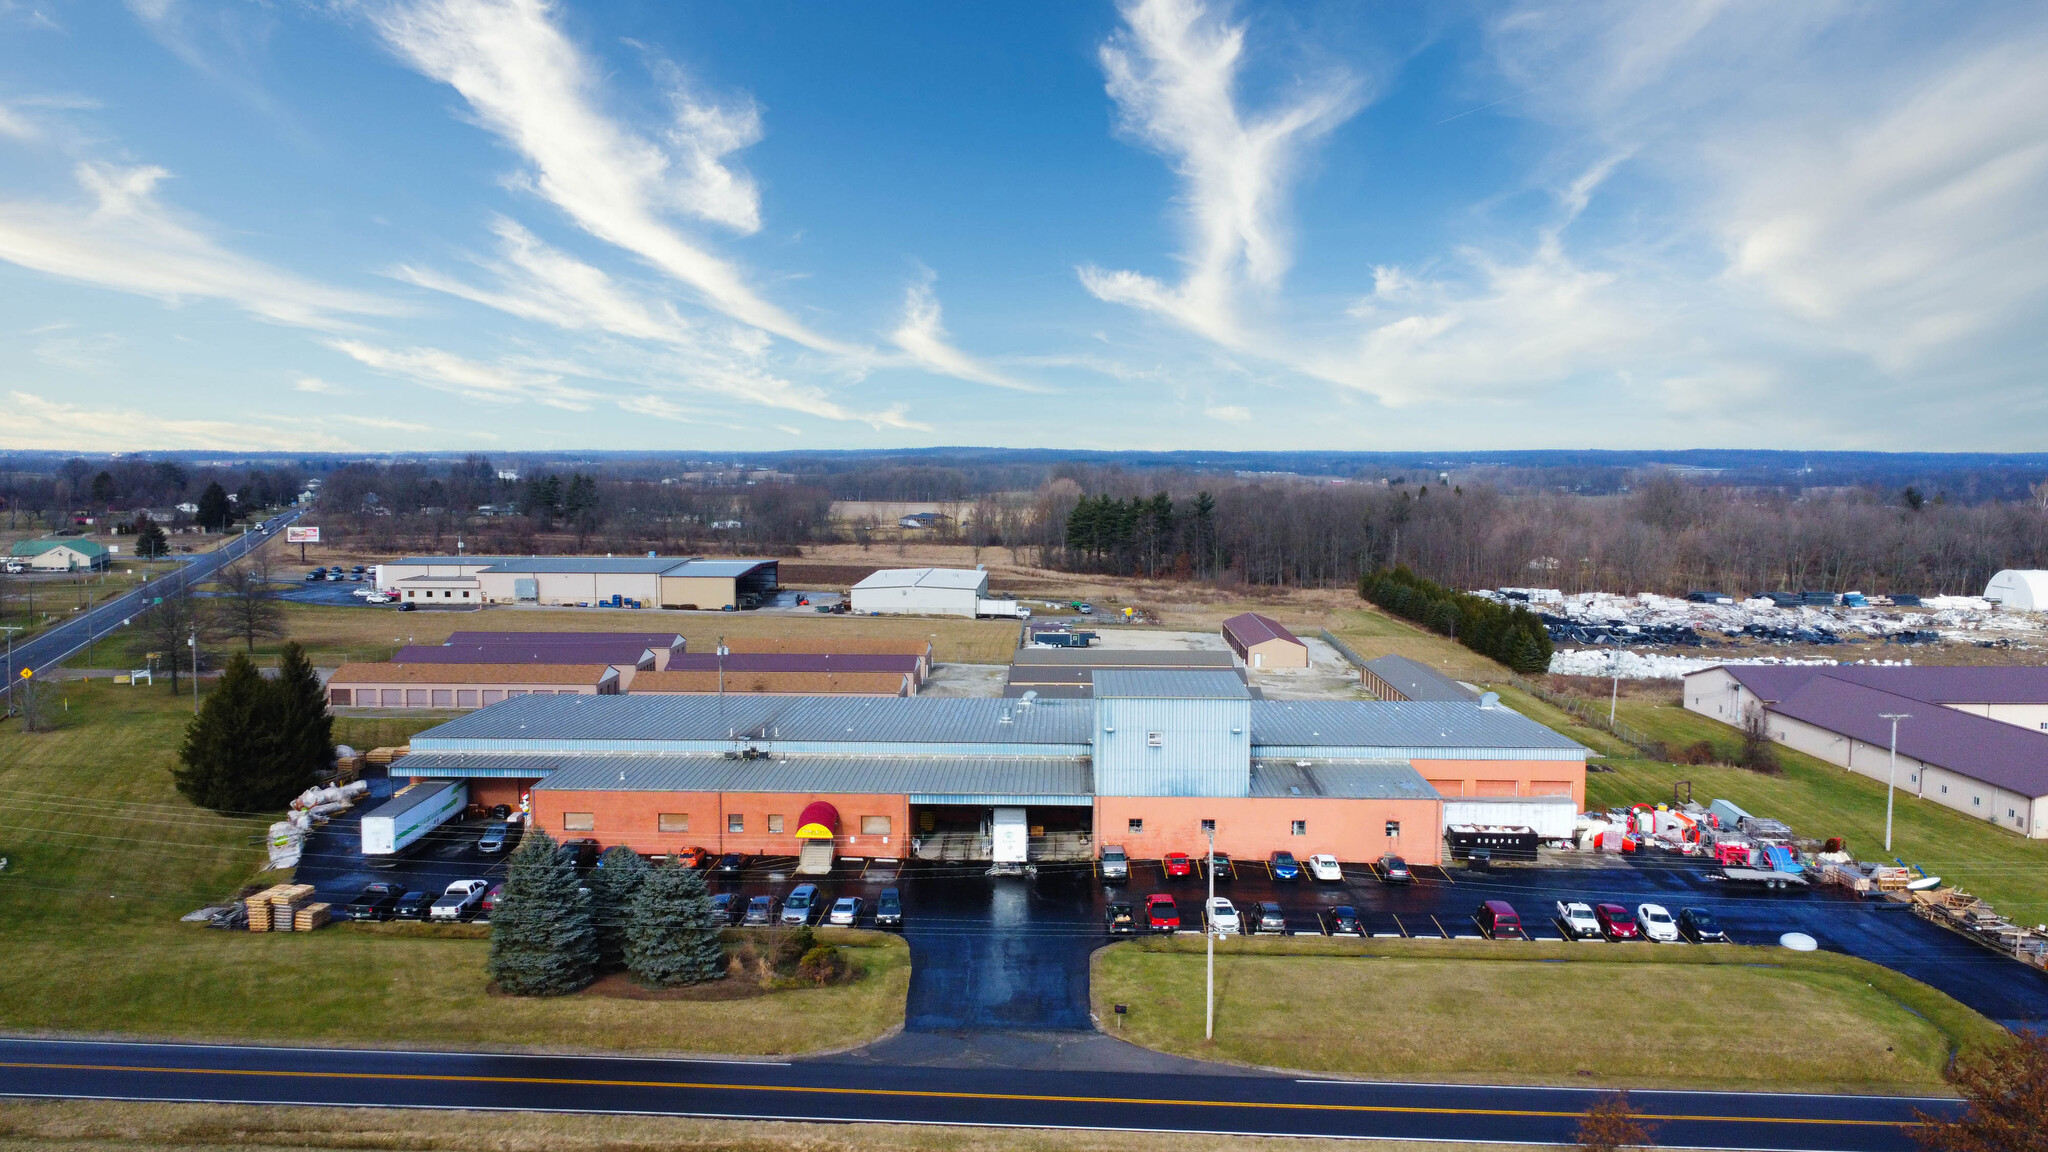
[992,807,1029,864]
[360,780,467,857]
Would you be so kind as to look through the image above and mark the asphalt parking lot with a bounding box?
[293,791,2048,1034]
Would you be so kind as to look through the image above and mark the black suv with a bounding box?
[1105,901,1138,934]
[875,888,904,928]
[392,890,432,920]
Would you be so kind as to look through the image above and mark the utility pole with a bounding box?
[1879,712,1910,852]
[1609,649,1621,727]
[1205,823,1216,1042]
[1,625,19,714]
[189,629,199,714]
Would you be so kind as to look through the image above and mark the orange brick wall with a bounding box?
[1412,759,1583,808]
[530,789,911,857]
[1093,795,1441,865]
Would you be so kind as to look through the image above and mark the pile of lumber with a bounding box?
[365,746,410,767]
[243,883,321,932]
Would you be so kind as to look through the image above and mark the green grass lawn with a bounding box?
[1094,936,1999,1092]
[0,680,907,1055]
[1576,693,2048,919]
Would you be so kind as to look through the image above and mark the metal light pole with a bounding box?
[717,638,729,696]
[189,629,199,714]
[1,625,19,714]
[1205,824,1216,1042]
[1609,649,1621,727]
[1879,712,1909,852]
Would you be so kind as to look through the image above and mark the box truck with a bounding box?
[360,780,467,857]
[991,807,1029,864]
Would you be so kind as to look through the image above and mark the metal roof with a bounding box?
[1248,700,1586,753]
[665,558,777,578]
[1362,654,1480,703]
[1092,670,1250,699]
[1248,758,1439,800]
[1011,649,1236,668]
[1769,678,2048,798]
[409,692,1094,750]
[446,631,685,650]
[394,643,655,666]
[664,653,922,674]
[11,538,108,557]
[508,754,1092,797]
[1222,612,1305,648]
[851,567,987,590]
[478,557,689,575]
[1702,664,2048,707]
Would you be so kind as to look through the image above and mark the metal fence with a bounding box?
[1318,629,1368,669]
[1502,672,1668,760]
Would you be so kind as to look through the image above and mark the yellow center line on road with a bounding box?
[0,1061,1913,1127]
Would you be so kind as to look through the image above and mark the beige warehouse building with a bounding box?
[326,663,620,709]
[377,555,779,610]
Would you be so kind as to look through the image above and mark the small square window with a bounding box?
[1941,785,1949,794]
[1147,731,1164,747]
[1973,797,1981,806]
[1385,820,1401,837]
[563,812,594,832]
[1200,818,1216,833]
[659,813,689,833]
[767,814,785,834]
[728,813,744,833]
[1128,818,1143,834]
[1290,820,1306,836]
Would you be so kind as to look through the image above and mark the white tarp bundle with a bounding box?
[266,822,304,870]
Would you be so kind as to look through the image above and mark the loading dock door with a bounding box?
[513,578,538,602]
[991,807,1028,863]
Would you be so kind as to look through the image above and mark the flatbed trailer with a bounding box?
[1715,866,1808,890]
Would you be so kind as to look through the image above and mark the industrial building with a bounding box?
[1221,612,1310,669]
[375,556,778,610]
[1683,665,2048,837]
[1360,654,1480,702]
[629,669,914,696]
[848,567,989,617]
[389,673,1586,866]
[326,662,621,708]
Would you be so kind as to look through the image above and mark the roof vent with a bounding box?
[1021,690,1038,706]
[1479,691,1500,709]
[1295,759,1311,768]
[999,709,1013,724]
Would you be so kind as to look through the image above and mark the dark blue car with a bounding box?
[1269,850,1301,881]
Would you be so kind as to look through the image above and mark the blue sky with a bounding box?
[3,0,2047,452]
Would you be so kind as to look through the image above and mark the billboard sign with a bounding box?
[285,526,321,544]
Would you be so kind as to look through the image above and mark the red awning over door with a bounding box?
[795,800,840,839]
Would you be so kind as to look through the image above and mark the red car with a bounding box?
[1146,894,1180,932]
[673,846,711,869]
[1164,852,1193,878]
[1595,903,1640,940]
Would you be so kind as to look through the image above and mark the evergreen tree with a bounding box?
[625,858,726,987]
[174,652,277,812]
[132,519,169,558]
[195,481,233,531]
[489,830,598,996]
[89,471,117,507]
[263,642,331,807]
[588,845,648,972]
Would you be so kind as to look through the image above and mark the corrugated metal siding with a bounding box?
[1092,670,1249,699]
[410,693,1093,752]
[1248,758,1437,800]
[496,754,1091,796]
[1250,700,1585,752]
[910,794,1094,807]
[1095,697,1251,797]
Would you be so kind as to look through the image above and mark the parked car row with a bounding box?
[1112,895,1296,935]
[345,879,502,923]
[1101,847,1413,884]
[716,883,904,929]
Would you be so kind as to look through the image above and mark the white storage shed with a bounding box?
[849,567,989,617]
[1985,570,2048,611]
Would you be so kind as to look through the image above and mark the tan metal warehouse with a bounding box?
[1222,612,1310,669]
[375,555,779,611]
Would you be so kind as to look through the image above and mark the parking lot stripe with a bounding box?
[1391,913,1410,938]
[1428,914,1450,938]
[0,1059,1915,1127]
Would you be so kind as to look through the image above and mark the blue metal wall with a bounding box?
[1094,697,1251,796]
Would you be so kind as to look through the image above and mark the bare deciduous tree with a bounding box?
[214,556,287,652]
[1577,1092,1654,1152]
[1914,1031,2048,1152]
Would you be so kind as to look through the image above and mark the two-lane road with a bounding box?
[1,510,299,696]
[0,1038,1946,1149]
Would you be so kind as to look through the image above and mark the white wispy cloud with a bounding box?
[294,375,343,394]
[0,163,393,329]
[328,413,433,433]
[0,102,37,140]
[370,0,854,354]
[889,275,1043,393]
[0,390,360,451]
[325,338,599,409]
[1203,404,1250,423]
[1080,0,1360,346]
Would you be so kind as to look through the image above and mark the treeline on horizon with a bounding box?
[5,452,2047,597]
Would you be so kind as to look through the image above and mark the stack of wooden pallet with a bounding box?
[293,902,332,931]
[332,755,366,783]
[268,883,316,931]
[244,885,283,931]
[365,746,410,768]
